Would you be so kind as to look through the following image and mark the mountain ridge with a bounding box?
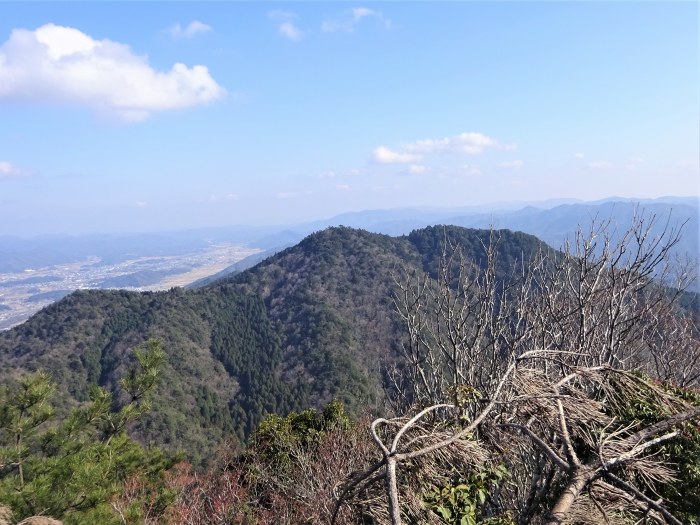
[0,225,549,461]
[2,199,695,332]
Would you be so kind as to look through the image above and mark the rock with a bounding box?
[0,506,12,525]
[17,517,63,525]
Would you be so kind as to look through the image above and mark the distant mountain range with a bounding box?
[192,196,700,287]
[2,197,696,274]
[0,197,697,328]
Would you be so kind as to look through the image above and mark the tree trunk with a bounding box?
[546,467,593,525]
[385,456,402,525]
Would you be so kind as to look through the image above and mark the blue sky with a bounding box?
[0,1,698,236]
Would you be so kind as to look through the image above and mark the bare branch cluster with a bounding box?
[337,209,700,525]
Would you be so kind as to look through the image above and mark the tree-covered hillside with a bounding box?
[0,226,548,461]
[1,222,698,525]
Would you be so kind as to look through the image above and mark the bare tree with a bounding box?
[388,229,542,416]
[526,209,694,371]
[336,211,700,525]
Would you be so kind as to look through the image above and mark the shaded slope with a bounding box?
[0,287,276,461]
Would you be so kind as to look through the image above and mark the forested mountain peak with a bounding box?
[0,225,574,459]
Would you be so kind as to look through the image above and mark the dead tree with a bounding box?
[336,211,699,525]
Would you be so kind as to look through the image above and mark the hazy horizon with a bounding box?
[0,194,696,240]
[2,2,698,237]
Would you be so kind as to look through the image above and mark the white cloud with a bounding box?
[404,132,500,155]
[133,201,148,208]
[322,7,390,33]
[573,152,585,159]
[352,7,387,23]
[279,22,304,41]
[372,146,421,164]
[500,160,523,170]
[372,132,505,164]
[0,24,225,122]
[336,184,351,191]
[0,161,26,179]
[268,11,305,41]
[276,191,296,199]
[589,161,614,170]
[408,164,427,174]
[165,21,212,40]
[319,170,336,179]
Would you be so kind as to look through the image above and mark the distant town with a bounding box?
[0,243,259,330]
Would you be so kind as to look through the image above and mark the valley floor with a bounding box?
[0,243,259,330]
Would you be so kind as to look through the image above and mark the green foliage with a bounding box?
[424,465,514,525]
[251,400,351,471]
[206,292,290,440]
[165,402,373,524]
[1,225,697,523]
[656,385,700,523]
[407,225,547,282]
[0,226,566,462]
[0,225,535,474]
[603,375,700,523]
[0,371,55,490]
[0,339,176,525]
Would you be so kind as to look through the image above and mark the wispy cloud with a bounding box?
[133,201,148,208]
[405,132,504,155]
[0,24,225,122]
[336,184,351,191]
[276,191,297,199]
[319,170,336,179]
[279,22,304,41]
[589,161,614,170]
[165,21,212,40]
[573,152,585,159]
[372,146,421,164]
[372,132,508,164]
[500,160,523,170]
[460,164,482,176]
[624,157,643,171]
[268,11,305,41]
[268,10,298,22]
[408,164,428,174]
[0,161,27,179]
[322,7,391,33]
